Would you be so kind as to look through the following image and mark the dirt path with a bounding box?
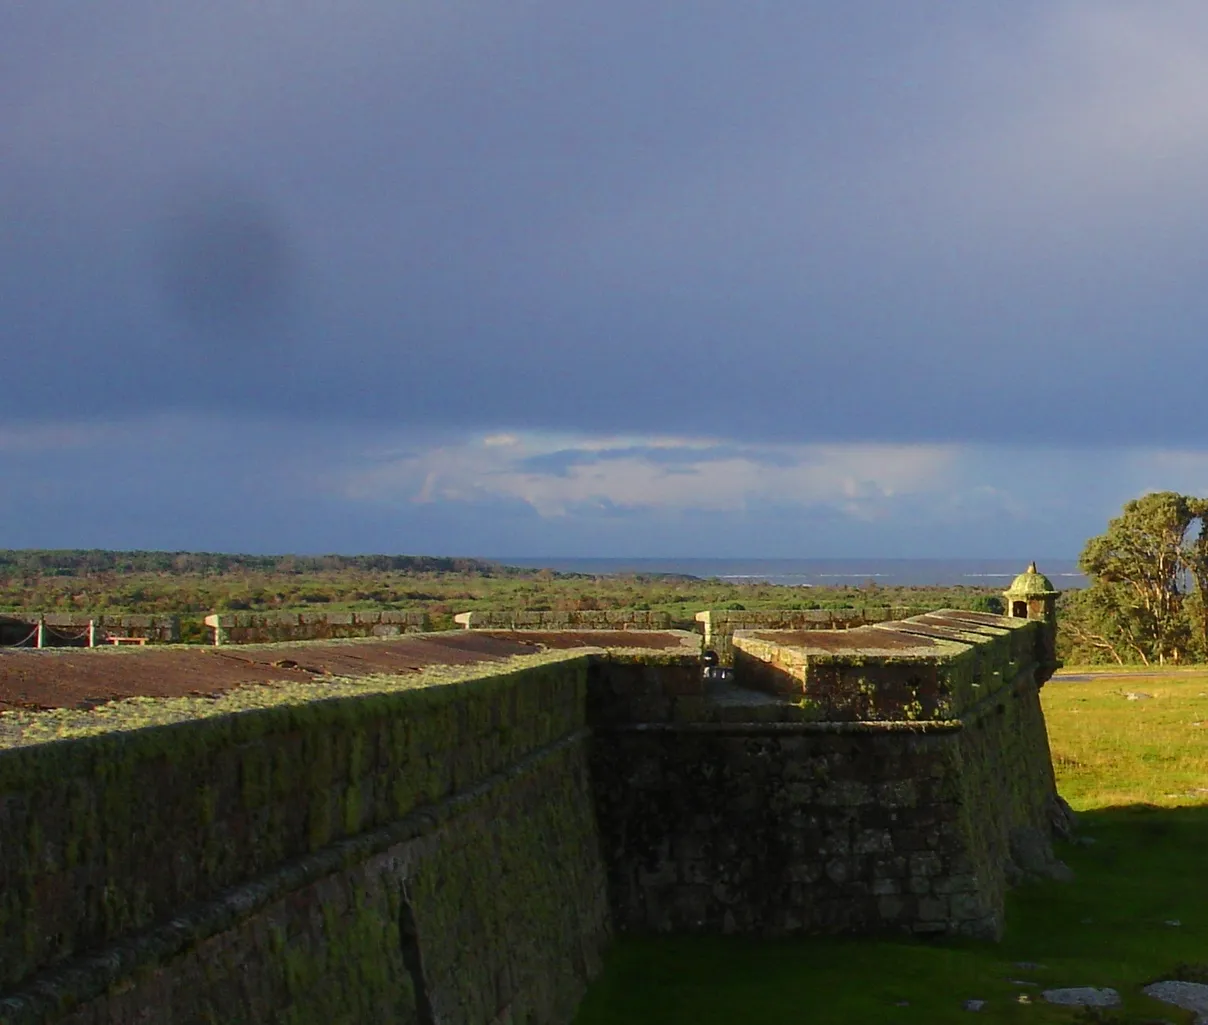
[1052,669,1208,683]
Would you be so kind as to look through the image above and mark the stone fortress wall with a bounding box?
[0,644,650,1025]
[0,568,1068,1024]
[593,610,1063,941]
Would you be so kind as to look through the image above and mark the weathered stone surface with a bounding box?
[1041,987,1121,1007]
[1,609,1069,1022]
[1143,980,1208,1020]
[15,614,180,643]
[0,652,602,1015]
[594,611,1065,943]
[456,609,675,631]
[204,610,430,644]
[1007,826,1074,883]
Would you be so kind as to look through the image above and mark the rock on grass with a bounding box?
[1041,987,1121,1007]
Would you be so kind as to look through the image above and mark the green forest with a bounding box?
[3,492,1206,662]
[0,549,1002,640]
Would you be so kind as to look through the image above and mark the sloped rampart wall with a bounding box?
[0,654,608,1024]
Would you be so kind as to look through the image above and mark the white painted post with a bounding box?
[36,619,45,649]
[88,620,96,647]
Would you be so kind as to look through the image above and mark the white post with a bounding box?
[88,620,96,647]
[36,619,45,649]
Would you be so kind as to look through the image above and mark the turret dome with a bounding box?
[1004,562,1060,598]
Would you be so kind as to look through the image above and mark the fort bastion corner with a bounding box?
[0,567,1072,1024]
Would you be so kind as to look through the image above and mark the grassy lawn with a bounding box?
[574,669,1208,1024]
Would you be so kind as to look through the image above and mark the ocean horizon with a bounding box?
[495,557,1087,589]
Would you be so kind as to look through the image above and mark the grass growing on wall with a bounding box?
[574,669,1208,1025]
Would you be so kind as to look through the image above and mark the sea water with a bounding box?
[498,557,1087,589]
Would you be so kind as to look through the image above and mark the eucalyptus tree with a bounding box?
[1072,492,1208,664]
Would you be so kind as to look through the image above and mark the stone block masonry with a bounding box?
[0,615,180,645]
[592,611,1065,941]
[0,649,609,1024]
[204,609,430,644]
[0,611,1069,1022]
[455,609,676,630]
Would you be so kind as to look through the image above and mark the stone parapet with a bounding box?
[731,610,1041,718]
[696,607,930,663]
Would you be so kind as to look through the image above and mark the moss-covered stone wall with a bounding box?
[0,652,609,1023]
[20,738,608,1025]
[591,614,1064,941]
[0,617,1066,1022]
[731,612,1040,720]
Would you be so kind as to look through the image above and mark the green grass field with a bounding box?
[574,669,1208,1024]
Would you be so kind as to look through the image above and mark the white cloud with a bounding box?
[338,432,960,518]
[9,415,1208,554]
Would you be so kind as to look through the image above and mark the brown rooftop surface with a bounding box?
[745,627,941,652]
[0,633,547,712]
[884,621,984,642]
[929,610,1012,626]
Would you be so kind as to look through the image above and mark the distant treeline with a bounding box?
[0,550,531,579]
[0,548,1005,645]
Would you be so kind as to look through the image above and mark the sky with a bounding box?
[3,2,1208,559]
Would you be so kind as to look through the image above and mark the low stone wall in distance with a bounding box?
[0,615,180,645]
[204,609,430,645]
[455,610,676,631]
[696,607,930,662]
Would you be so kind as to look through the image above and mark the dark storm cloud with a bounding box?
[4,1,1208,444]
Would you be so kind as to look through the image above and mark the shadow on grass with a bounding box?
[574,804,1208,1025]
